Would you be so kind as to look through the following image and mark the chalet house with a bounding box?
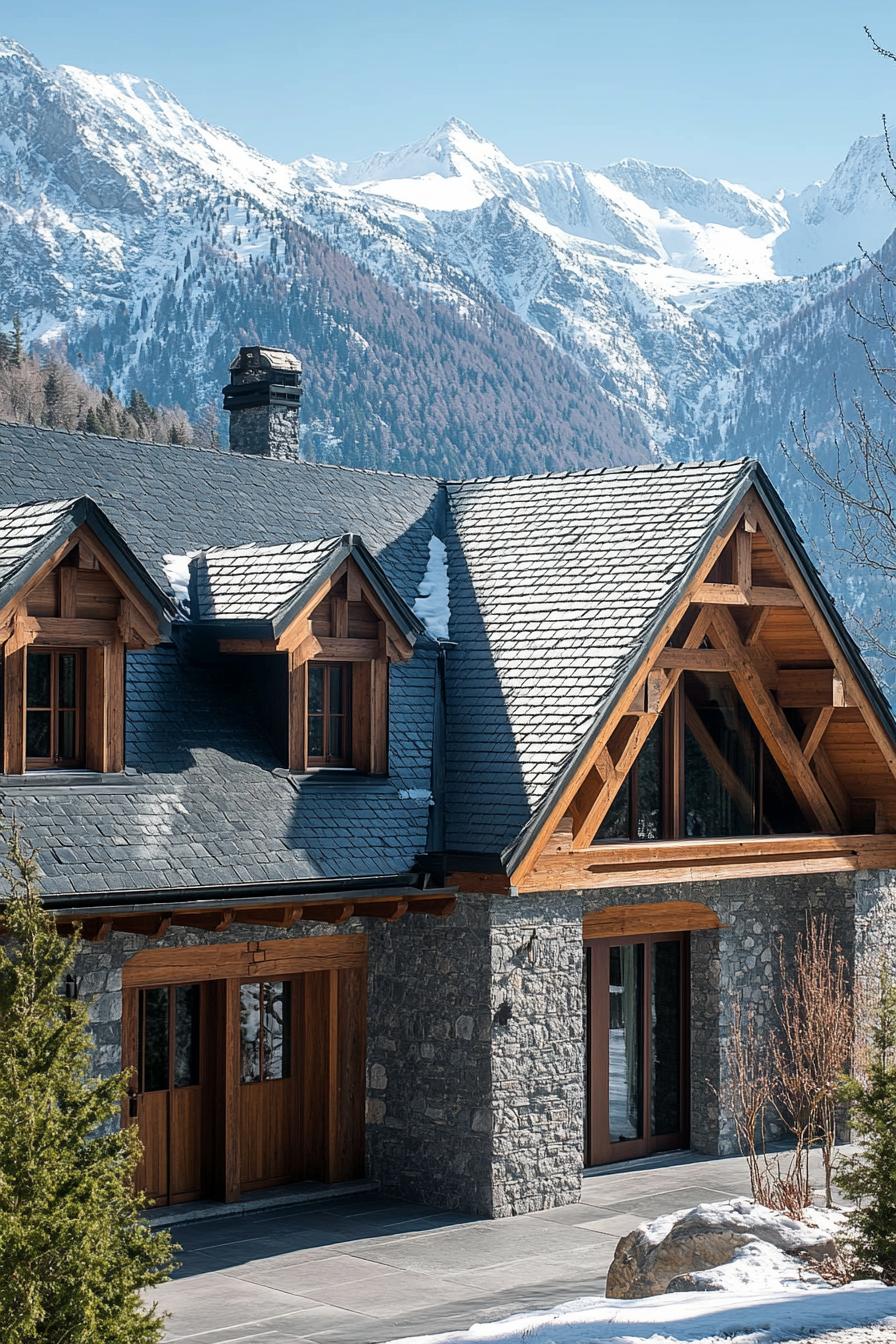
[1,345,895,1217]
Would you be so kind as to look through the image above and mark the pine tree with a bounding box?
[837,968,896,1283]
[11,312,23,366]
[0,826,174,1343]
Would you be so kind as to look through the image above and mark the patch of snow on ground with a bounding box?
[414,536,450,640]
[162,551,200,615]
[390,1282,896,1344]
[390,1200,896,1344]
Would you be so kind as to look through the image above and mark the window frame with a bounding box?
[594,677,810,844]
[306,660,353,768]
[25,646,86,771]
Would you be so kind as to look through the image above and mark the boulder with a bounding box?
[605,1198,840,1299]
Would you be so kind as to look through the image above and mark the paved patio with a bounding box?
[155,1149,789,1344]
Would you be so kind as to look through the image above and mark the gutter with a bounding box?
[42,870,448,917]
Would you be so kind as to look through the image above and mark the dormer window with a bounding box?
[307,662,352,767]
[25,648,85,769]
[0,498,172,777]
[191,533,423,780]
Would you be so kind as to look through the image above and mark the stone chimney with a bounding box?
[222,346,302,461]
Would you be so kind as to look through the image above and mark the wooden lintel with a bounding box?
[584,900,721,939]
[34,617,118,646]
[315,637,381,660]
[693,583,801,607]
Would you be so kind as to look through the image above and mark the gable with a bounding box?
[511,484,896,890]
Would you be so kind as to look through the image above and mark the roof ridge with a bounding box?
[445,457,756,487]
[0,420,443,484]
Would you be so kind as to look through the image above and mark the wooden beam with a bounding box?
[693,583,802,607]
[708,608,842,832]
[2,643,26,774]
[749,494,896,790]
[122,914,171,939]
[519,833,896,893]
[58,566,78,618]
[287,649,306,772]
[314,637,381,660]
[352,898,409,921]
[733,525,752,591]
[5,608,39,656]
[745,607,771,647]
[813,746,852,833]
[801,707,833,762]
[300,902,355,924]
[654,648,732,671]
[171,911,235,932]
[33,617,118,646]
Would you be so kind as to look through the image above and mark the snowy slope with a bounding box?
[1,35,895,467]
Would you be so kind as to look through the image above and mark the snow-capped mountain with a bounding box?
[1,35,894,477]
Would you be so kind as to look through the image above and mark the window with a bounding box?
[240,980,292,1083]
[594,673,807,843]
[597,716,664,842]
[307,662,352,766]
[25,648,85,769]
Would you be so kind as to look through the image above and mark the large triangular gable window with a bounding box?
[594,670,807,843]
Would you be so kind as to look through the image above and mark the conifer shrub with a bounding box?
[837,967,896,1284]
[0,825,174,1343]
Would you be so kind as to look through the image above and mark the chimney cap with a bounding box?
[229,346,302,374]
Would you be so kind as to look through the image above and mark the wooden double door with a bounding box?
[124,938,366,1207]
[585,931,689,1166]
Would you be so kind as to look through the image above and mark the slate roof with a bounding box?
[0,498,75,586]
[189,534,424,642]
[443,460,757,856]
[0,425,441,899]
[1,423,891,899]
[191,537,343,622]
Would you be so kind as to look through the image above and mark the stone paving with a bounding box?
[156,1149,778,1344]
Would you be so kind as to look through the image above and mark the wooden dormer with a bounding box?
[188,534,423,775]
[0,499,173,775]
[510,487,896,892]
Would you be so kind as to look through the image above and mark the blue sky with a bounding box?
[8,0,896,193]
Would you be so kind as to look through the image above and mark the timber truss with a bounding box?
[512,490,896,893]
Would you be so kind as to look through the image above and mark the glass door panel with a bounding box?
[587,933,688,1165]
[607,944,643,1144]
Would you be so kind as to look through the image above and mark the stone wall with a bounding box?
[228,402,299,460]
[578,871,855,1156]
[366,892,585,1216]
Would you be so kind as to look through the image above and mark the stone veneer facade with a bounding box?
[77,869,896,1218]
